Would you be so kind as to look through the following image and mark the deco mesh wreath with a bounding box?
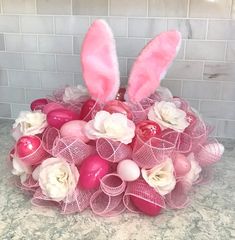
[9,20,224,217]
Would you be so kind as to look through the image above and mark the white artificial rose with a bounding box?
[63,85,88,103]
[12,111,48,140]
[183,153,202,185]
[11,157,32,183]
[33,158,79,202]
[142,158,176,196]
[85,110,135,144]
[148,101,189,132]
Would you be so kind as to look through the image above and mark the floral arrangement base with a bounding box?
[8,19,224,217]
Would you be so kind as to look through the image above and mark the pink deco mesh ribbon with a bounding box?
[123,179,165,213]
[195,138,223,167]
[132,135,175,168]
[127,102,148,124]
[15,175,39,193]
[90,173,126,216]
[42,127,95,165]
[96,138,132,163]
[166,180,191,209]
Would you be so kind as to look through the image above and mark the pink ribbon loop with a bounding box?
[127,102,147,124]
[132,135,175,168]
[100,173,126,196]
[123,180,166,213]
[96,138,132,163]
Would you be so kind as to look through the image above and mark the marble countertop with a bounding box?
[0,119,234,240]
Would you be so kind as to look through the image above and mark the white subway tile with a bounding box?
[116,38,146,57]
[23,53,56,71]
[167,19,207,40]
[21,16,53,34]
[149,0,188,17]
[226,41,235,61]
[208,20,235,40]
[110,0,147,16]
[189,0,232,18]
[39,36,72,54]
[217,120,235,138]
[74,73,85,85]
[0,103,11,118]
[5,34,37,52]
[0,70,8,86]
[204,62,235,81]
[37,0,71,15]
[166,60,204,80]
[0,16,19,33]
[55,16,89,35]
[2,0,35,14]
[221,82,235,101]
[40,72,74,89]
[0,52,23,69]
[73,36,84,55]
[26,89,52,103]
[185,41,226,61]
[185,99,200,110]
[8,70,40,88]
[128,18,167,38]
[56,55,81,73]
[72,0,108,15]
[118,58,127,76]
[0,87,25,103]
[0,34,5,51]
[200,100,235,119]
[11,104,30,118]
[161,80,182,96]
[182,81,221,100]
[90,17,127,37]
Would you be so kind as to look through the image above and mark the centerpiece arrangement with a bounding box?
[8,20,224,217]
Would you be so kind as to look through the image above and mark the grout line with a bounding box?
[205,18,209,40]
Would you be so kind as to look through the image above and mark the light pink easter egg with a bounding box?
[117,159,140,181]
[60,120,89,143]
[173,153,191,177]
[43,102,65,115]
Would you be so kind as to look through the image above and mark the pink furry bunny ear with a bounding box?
[127,31,182,103]
[81,19,120,103]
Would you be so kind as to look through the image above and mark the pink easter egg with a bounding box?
[47,109,80,129]
[130,196,162,216]
[103,100,132,119]
[117,159,140,181]
[43,102,65,115]
[30,98,48,111]
[80,99,100,121]
[79,155,110,190]
[60,120,89,143]
[173,153,191,177]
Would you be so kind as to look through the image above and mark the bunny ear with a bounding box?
[127,31,182,103]
[81,19,120,103]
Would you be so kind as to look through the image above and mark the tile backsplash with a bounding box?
[0,0,235,138]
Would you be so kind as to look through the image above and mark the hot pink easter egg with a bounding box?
[47,109,80,129]
[43,102,65,115]
[16,136,41,158]
[130,196,162,216]
[173,153,191,177]
[60,120,89,143]
[103,100,133,119]
[30,98,48,111]
[80,99,99,121]
[79,155,110,190]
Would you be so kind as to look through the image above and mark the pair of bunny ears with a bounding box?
[81,19,181,103]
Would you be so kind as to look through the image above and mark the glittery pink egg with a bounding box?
[173,153,191,177]
[79,155,110,190]
[30,98,48,111]
[43,102,65,115]
[60,120,89,143]
[47,109,80,129]
[80,99,101,121]
[103,100,132,119]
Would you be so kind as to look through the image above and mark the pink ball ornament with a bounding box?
[173,153,191,177]
[30,98,48,111]
[115,87,126,101]
[47,109,80,129]
[117,159,140,181]
[79,155,110,190]
[60,120,89,143]
[43,102,65,115]
[103,100,132,120]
